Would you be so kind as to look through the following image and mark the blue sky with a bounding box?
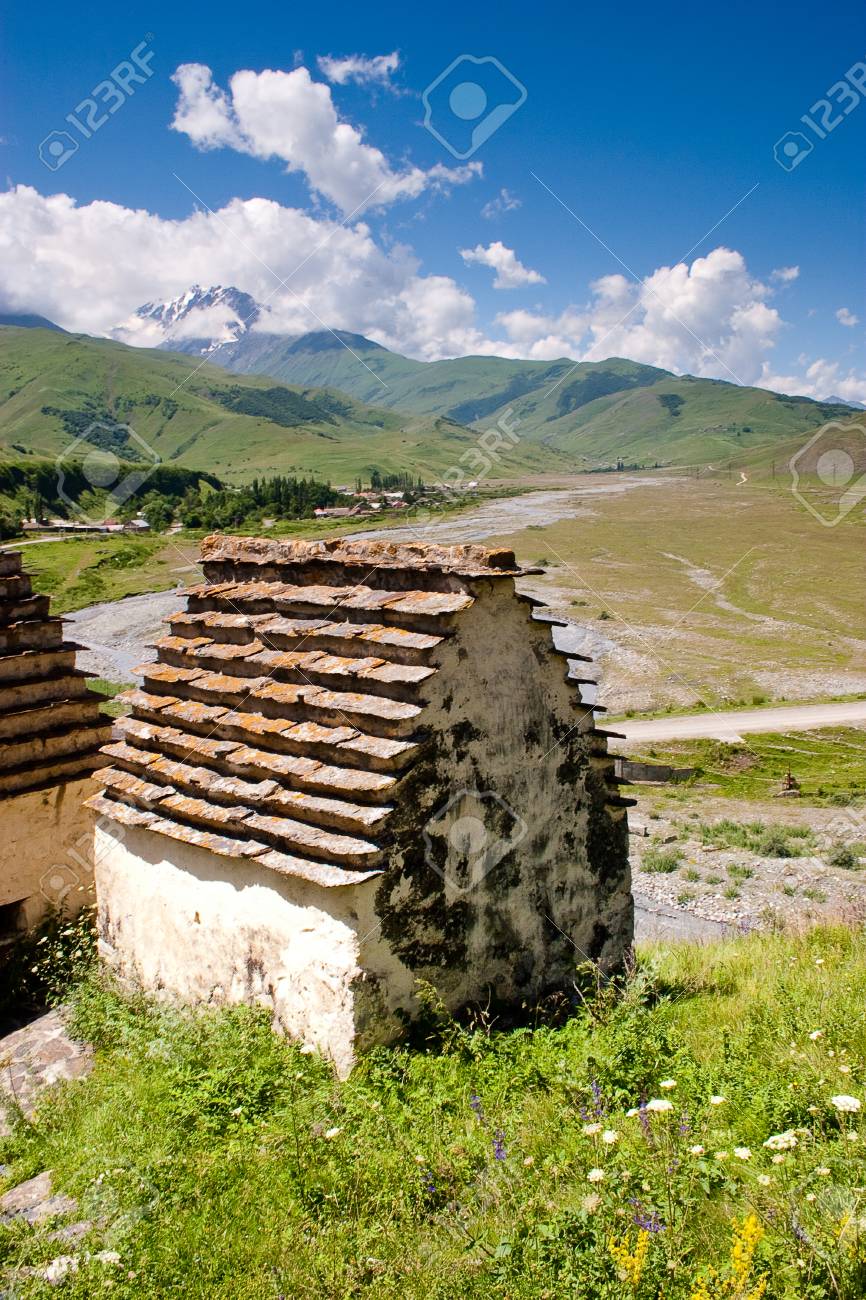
[1,0,865,398]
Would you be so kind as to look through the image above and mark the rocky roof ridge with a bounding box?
[199,534,535,578]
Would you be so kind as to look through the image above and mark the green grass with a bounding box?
[640,846,683,873]
[2,926,866,1296]
[629,730,866,807]
[699,820,815,857]
[12,535,199,614]
[88,679,130,719]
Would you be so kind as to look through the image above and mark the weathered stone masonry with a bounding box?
[0,550,111,929]
[90,536,633,1074]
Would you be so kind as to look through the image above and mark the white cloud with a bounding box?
[459,241,546,289]
[836,307,860,328]
[759,358,866,405]
[494,248,785,383]
[481,188,521,219]
[771,265,800,283]
[0,185,489,362]
[3,189,863,400]
[316,52,400,88]
[170,63,480,215]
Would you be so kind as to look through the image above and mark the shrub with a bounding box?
[641,846,682,873]
[826,840,861,870]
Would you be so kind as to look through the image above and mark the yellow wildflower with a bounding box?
[609,1228,650,1288]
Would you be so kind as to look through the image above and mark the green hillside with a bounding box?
[218,330,856,468]
[0,328,558,483]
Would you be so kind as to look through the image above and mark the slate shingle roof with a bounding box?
[88,535,631,882]
[0,551,111,795]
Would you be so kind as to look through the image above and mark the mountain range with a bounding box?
[135,285,857,470]
[0,326,553,482]
[0,284,860,484]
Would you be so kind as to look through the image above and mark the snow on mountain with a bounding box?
[115,285,265,353]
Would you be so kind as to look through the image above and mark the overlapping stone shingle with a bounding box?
[90,534,630,885]
[0,552,111,796]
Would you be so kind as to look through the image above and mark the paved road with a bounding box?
[618,699,866,743]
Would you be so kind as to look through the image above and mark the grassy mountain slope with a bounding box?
[0,328,558,482]
[219,330,855,467]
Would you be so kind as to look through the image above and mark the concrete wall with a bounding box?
[94,822,406,1078]
[1,777,99,929]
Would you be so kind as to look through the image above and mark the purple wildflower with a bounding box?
[638,1100,650,1138]
[591,1078,605,1117]
[493,1130,507,1161]
[423,1170,436,1195]
[629,1198,665,1233]
[470,1093,484,1121]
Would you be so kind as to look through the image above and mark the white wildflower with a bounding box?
[709,1095,726,1106]
[689,1145,705,1156]
[764,1130,798,1151]
[323,1127,342,1140]
[757,1174,771,1186]
[830,1095,861,1113]
[715,1151,729,1161]
[582,1122,602,1135]
[602,1129,619,1145]
[587,1168,605,1184]
[659,1079,677,1090]
[816,1167,831,1176]
[806,1192,817,1202]
[772,1154,786,1164]
[645,1098,674,1113]
[808,1030,824,1040]
[582,1192,602,1213]
[734,1147,751,1160]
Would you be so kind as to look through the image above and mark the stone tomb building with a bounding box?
[0,550,111,931]
[90,536,632,1074]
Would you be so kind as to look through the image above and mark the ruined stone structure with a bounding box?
[90,536,632,1074]
[0,551,111,930]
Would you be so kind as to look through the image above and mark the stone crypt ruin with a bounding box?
[0,550,111,932]
[89,536,633,1075]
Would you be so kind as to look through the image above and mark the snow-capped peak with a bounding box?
[118,285,265,353]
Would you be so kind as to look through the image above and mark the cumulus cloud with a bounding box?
[316,51,400,87]
[771,265,800,283]
[170,63,480,215]
[3,188,863,399]
[0,185,490,362]
[759,358,866,405]
[493,248,786,384]
[481,188,521,219]
[459,241,546,289]
[836,307,860,328]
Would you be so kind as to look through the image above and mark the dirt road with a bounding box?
[618,699,866,742]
